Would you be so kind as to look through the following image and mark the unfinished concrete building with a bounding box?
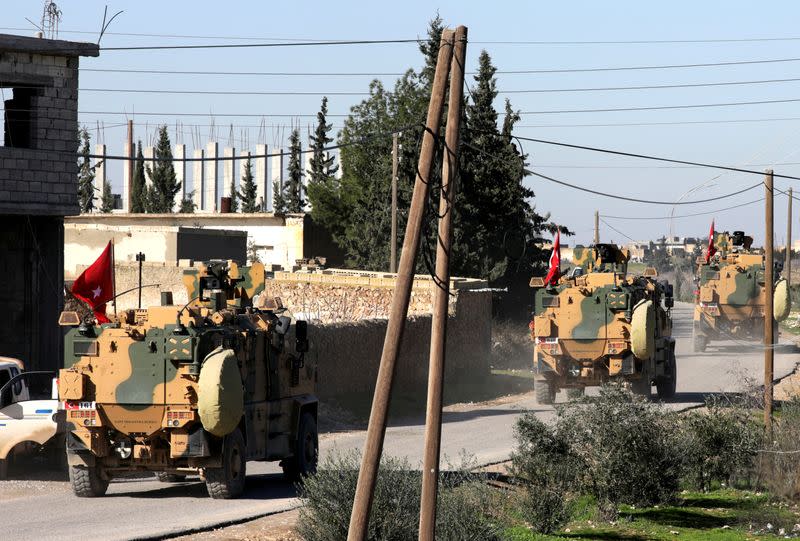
[0,34,98,371]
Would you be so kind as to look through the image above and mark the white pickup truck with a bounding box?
[0,357,64,478]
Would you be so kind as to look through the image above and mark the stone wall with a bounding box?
[307,289,492,401]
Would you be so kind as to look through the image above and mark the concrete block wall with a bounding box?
[0,50,82,215]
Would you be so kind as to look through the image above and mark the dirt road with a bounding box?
[2,303,795,541]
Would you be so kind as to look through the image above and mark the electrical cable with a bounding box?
[601,197,764,220]
[78,55,800,76]
[599,218,637,242]
[520,97,800,115]
[99,38,422,52]
[6,26,800,45]
[509,135,800,181]
[524,167,763,205]
[65,75,800,96]
[461,140,766,205]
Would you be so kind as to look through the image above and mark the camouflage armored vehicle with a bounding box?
[693,230,790,352]
[58,261,317,498]
[530,244,676,404]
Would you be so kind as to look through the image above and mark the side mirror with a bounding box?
[275,316,291,335]
[665,297,674,308]
[295,320,309,353]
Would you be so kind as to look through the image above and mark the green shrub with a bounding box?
[297,451,499,541]
[558,385,683,516]
[512,385,683,526]
[680,398,760,491]
[511,414,578,533]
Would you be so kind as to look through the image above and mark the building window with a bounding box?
[2,86,37,149]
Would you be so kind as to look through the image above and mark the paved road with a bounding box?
[3,303,797,541]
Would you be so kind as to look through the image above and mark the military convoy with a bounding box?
[57,261,318,499]
[692,230,791,352]
[530,244,677,403]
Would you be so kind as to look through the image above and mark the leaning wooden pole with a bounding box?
[418,25,467,541]
[765,169,775,438]
[346,29,455,541]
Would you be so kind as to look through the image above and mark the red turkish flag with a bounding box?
[71,241,114,323]
[705,220,716,264]
[544,231,561,285]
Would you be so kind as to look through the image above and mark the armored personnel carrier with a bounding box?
[693,230,790,352]
[58,261,317,498]
[530,244,676,404]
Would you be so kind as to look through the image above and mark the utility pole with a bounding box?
[418,25,467,541]
[347,28,455,541]
[787,187,793,287]
[390,133,398,273]
[136,252,145,309]
[594,210,600,244]
[764,170,775,437]
[127,120,134,211]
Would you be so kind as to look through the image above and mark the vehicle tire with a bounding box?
[566,387,585,400]
[0,458,7,480]
[282,413,318,482]
[692,332,707,353]
[156,472,187,483]
[68,461,109,497]
[205,428,246,499]
[535,377,556,405]
[656,350,677,400]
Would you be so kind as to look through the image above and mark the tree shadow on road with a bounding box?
[107,472,298,500]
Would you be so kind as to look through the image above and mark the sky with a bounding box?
[4,0,800,246]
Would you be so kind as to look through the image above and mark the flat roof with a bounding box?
[0,33,99,57]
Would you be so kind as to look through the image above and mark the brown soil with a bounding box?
[167,509,301,541]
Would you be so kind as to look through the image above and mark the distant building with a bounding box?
[0,33,98,371]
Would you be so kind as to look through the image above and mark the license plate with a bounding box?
[64,401,95,410]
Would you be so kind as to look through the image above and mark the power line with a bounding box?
[520,97,800,115]
[599,218,636,242]
[78,56,800,76]
[513,117,800,128]
[502,77,800,94]
[99,38,422,52]
[71,76,800,97]
[461,139,768,204]
[601,197,765,220]
[66,96,800,121]
[511,135,800,181]
[6,26,800,45]
[533,162,800,170]
[525,168,763,205]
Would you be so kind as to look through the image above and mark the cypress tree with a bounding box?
[284,129,305,213]
[100,178,114,213]
[77,127,95,213]
[308,96,338,184]
[130,141,147,213]
[229,176,239,212]
[238,158,259,213]
[145,126,180,213]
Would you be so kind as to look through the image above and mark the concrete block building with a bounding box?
[0,34,98,371]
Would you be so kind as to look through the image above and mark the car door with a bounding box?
[0,371,59,460]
